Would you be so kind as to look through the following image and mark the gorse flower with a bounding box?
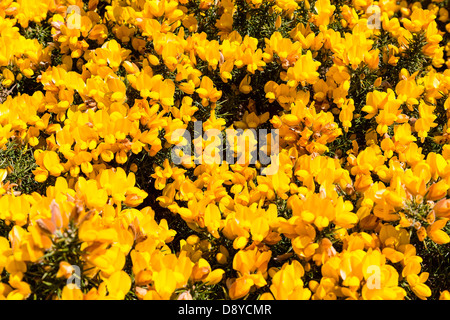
[0,0,449,301]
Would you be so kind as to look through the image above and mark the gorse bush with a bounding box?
[0,0,449,300]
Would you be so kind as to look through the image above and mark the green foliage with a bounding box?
[23,221,102,300]
[410,224,450,300]
[0,141,43,195]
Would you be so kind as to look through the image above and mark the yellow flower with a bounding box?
[1,68,14,87]
[33,150,65,181]
[313,0,336,26]
[0,237,11,274]
[195,76,223,107]
[426,180,448,201]
[203,268,225,285]
[440,290,450,300]
[267,260,311,300]
[407,273,432,300]
[286,50,321,86]
[402,8,436,32]
[234,111,270,129]
[239,75,252,94]
[104,270,132,300]
[60,284,84,300]
[427,219,450,244]
[415,101,437,142]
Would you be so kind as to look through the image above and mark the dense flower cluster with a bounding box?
[0,0,449,300]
